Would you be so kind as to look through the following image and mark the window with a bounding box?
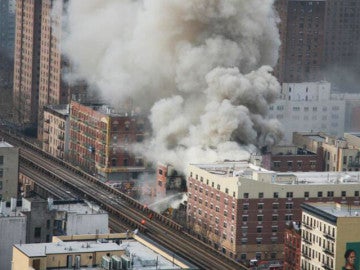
[0,181,2,190]
[257,227,262,233]
[256,238,262,244]
[272,226,278,232]
[243,193,249,199]
[273,203,279,209]
[273,192,279,198]
[242,215,248,222]
[355,191,359,197]
[272,215,278,221]
[258,203,264,210]
[217,184,220,190]
[0,156,3,165]
[304,191,309,198]
[243,204,249,210]
[341,191,346,197]
[327,191,334,197]
[285,214,293,221]
[318,191,323,198]
[241,238,247,244]
[273,161,280,168]
[259,192,264,199]
[225,188,229,194]
[285,203,293,209]
[257,215,263,222]
[286,192,293,198]
[0,169,3,178]
[34,227,41,238]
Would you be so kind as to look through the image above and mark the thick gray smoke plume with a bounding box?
[62,0,283,172]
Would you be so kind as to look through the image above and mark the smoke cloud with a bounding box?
[62,0,283,172]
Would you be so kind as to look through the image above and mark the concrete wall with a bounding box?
[66,213,109,235]
[0,216,26,270]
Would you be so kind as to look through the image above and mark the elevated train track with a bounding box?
[0,127,248,270]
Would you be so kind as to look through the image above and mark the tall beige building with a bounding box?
[13,0,84,139]
[13,0,42,128]
[301,202,360,270]
[37,0,73,140]
[0,141,19,201]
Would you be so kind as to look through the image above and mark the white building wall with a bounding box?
[269,82,346,143]
[0,216,26,270]
[66,213,109,235]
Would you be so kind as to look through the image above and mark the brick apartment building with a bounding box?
[69,100,148,181]
[187,161,360,262]
[293,132,360,172]
[275,0,326,83]
[283,222,301,270]
[262,145,323,172]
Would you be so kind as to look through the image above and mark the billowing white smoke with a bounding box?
[62,0,283,172]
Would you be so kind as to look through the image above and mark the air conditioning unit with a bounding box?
[111,255,122,270]
[75,255,81,269]
[101,256,111,270]
[121,255,131,270]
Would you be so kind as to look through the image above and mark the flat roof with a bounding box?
[45,104,69,115]
[191,161,360,185]
[305,135,326,142]
[52,201,106,215]
[302,202,360,223]
[14,238,189,269]
[14,241,122,257]
[119,240,183,269]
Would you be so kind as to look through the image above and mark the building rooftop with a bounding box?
[0,140,13,148]
[305,135,326,142]
[191,161,360,185]
[14,241,122,257]
[14,235,191,269]
[46,104,70,116]
[302,202,360,220]
[51,200,106,215]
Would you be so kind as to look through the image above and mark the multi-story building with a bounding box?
[268,81,346,142]
[301,202,360,270]
[13,0,84,138]
[0,0,15,58]
[283,222,301,270]
[324,0,360,90]
[275,0,360,88]
[262,145,323,172]
[12,232,196,270]
[0,200,26,270]
[21,197,108,244]
[37,0,72,140]
[0,140,19,201]
[187,161,360,261]
[42,104,69,159]
[275,0,326,83]
[293,132,360,172]
[13,0,42,128]
[69,100,148,181]
[156,163,186,197]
